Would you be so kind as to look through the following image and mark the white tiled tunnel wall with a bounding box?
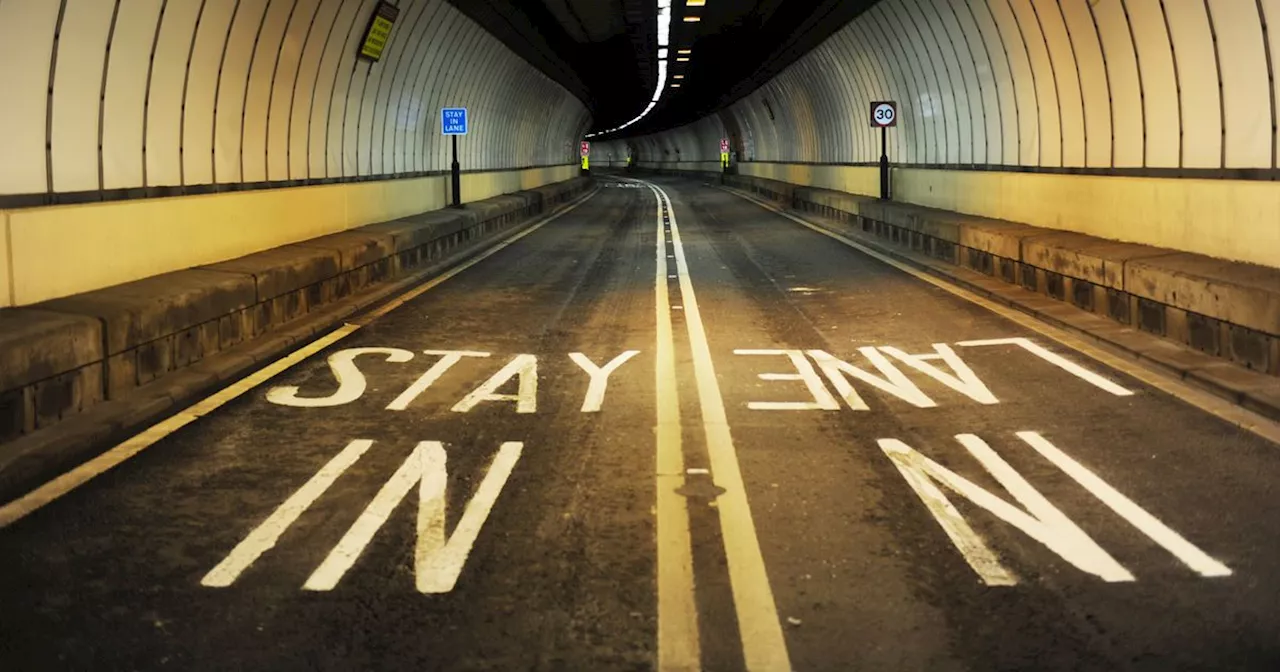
[0,0,592,199]
[616,0,1280,170]
[608,0,1280,268]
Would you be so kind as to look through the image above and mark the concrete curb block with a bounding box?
[701,170,1280,375]
[0,186,599,505]
[720,184,1280,424]
[0,177,590,448]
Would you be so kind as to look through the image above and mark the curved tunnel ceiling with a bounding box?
[0,0,591,204]
[447,0,653,132]
[634,0,879,135]
[8,0,1279,207]
[450,0,880,136]
[603,0,1280,178]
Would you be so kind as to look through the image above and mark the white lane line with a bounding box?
[726,188,1280,447]
[0,324,356,529]
[650,182,793,671]
[0,189,600,528]
[201,438,375,587]
[652,183,702,670]
[351,190,599,325]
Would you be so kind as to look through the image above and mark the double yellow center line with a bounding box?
[645,179,792,671]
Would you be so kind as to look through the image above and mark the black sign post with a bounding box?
[870,101,897,200]
[451,135,462,209]
[441,108,468,209]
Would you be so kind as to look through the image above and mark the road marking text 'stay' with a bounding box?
[266,350,638,414]
[201,440,521,593]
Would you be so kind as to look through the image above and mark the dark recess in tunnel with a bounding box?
[447,0,878,136]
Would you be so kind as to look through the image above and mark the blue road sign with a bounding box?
[442,108,468,135]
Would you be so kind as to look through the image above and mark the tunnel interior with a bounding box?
[1,3,1280,670]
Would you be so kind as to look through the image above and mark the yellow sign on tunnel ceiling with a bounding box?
[359,1,400,62]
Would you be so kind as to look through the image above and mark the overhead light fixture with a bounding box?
[683,16,700,22]
[587,0,676,137]
[673,74,685,79]
[677,49,692,54]
[671,84,681,88]
[657,0,671,45]
[687,0,706,5]
[653,59,668,101]
[677,57,690,62]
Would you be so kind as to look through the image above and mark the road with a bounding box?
[1,176,1278,671]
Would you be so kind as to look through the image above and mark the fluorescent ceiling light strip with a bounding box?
[593,0,673,137]
[658,3,670,46]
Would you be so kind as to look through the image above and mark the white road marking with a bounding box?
[957,338,1133,396]
[651,182,702,671]
[734,349,840,410]
[648,181,793,671]
[726,189,1280,445]
[879,439,1016,587]
[879,344,999,405]
[0,188,600,527]
[451,354,539,414]
[303,442,438,591]
[201,438,374,588]
[881,434,1135,585]
[569,351,641,413]
[303,440,522,592]
[266,348,415,407]
[807,348,936,410]
[386,350,491,411]
[0,323,356,528]
[415,442,524,593]
[1016,431,1232,577]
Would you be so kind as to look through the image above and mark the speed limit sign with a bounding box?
[870,101,898,128]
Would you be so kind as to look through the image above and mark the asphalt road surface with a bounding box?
[2,176,1278,671]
